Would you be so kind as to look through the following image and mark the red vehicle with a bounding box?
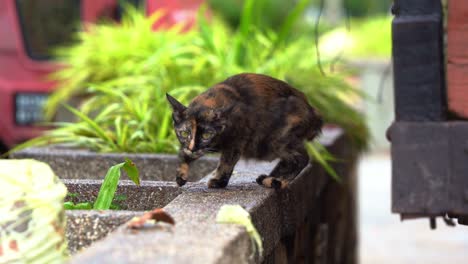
[0,0,203,152]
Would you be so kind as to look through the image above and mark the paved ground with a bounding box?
[358,153,468,264]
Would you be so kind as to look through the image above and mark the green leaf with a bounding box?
[274,0,310,49]
[123,158,140,185]
[64,202,93,210]
[63,201,75,210]
[197,4,216,53]
[67,193,78,198]
[75,202,93,210]
[216,205,263,257]
[62,104,117,149]
[93,159,139,210]
[109,203,122,210]
[233,0,255,65]
[93,162,125,210]
[305,142,342,183]
[238,0,255,36]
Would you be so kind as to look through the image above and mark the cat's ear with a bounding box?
[166,93,186,112]
[166,93,187,122]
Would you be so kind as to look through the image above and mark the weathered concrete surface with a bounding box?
[12,146,218,181]
[68,132,358,264]
[198,160,329,256]
[68,180,264,263]
[66,210,140,254]
[64,180,183,253]
[55,127,358,263]
[64,180,182,211]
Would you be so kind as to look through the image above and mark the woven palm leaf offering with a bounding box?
[0,160,68,263]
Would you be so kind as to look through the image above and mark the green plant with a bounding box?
[208,0,297,30]
[64,159,139,210]
[345,0,391,17]
[10,1,368,178]
[319,16,391,60]
[21,9,211,154]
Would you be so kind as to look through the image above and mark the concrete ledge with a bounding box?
[68,131,358,263]
[64,181,183,253]
[66,210,140,254]
[68,162,275,263]
[64,180,182,211]
[11,127,357,263]
[12,147,218,181]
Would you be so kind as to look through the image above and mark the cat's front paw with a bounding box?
[207,178,229,188]
[176,176,187,187]
[176,164,189,187]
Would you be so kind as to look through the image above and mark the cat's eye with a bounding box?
[202,132,213,140]
[180,131,190,138]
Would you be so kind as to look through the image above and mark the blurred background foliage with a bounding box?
[208,0,392,28]
[208,0,296,30]
[208,0,392,62]
[319,16,391,60]
[12,0,395,156]
[342,0,391,17]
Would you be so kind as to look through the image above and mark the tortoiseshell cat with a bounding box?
[166,73,322,189]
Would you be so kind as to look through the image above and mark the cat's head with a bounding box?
[166,93,226,159]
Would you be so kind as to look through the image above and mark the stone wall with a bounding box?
[14,128,359,263]
[66,131,358,263]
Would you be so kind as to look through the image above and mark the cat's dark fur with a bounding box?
[166,73,322,189]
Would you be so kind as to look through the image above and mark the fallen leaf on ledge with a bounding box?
[127,208,175,229]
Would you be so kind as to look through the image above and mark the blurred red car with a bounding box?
[0,0,203,151]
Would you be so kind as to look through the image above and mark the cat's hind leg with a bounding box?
[256,145,309,190]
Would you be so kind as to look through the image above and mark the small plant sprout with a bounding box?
[64,159,140,210]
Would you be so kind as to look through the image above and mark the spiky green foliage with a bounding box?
[11,1,368,170]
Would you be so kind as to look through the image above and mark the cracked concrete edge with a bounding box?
[67,161,275,264]
[67,128,346,263]
[11,147,218,182]
[197,159,331,242]
[68,158,333,264]
[67,187,262,263]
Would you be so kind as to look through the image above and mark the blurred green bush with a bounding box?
[319,16,391,60]
[14,1,368,157]
[208,0,296,29]
[345,0,391,17]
